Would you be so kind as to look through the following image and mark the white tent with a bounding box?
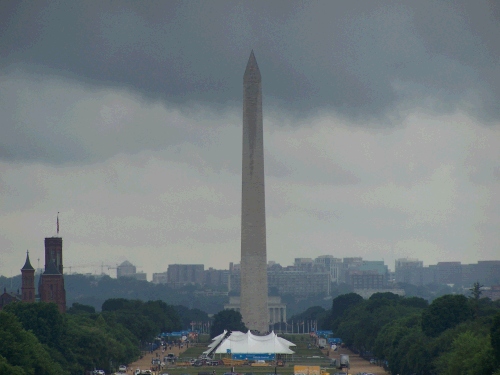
[204,330,295,356]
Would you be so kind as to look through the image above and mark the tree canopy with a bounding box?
[0,298,182,374]
[324,289,500,375]
[421,294,473,337]
[210,309,247,338]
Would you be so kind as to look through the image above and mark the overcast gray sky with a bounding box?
[1,0,499,279]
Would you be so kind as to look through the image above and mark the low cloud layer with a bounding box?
[1,2,499,155]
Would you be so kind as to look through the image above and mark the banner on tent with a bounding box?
[231,353,276,360]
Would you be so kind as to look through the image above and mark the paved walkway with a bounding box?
[124,344,188,374]
[326,347,386,374]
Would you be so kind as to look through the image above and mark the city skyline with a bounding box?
[3,254,499,281]
[1,2,499,279]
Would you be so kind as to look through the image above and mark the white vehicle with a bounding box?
[339,354,349,370]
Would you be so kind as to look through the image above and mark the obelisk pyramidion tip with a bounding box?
[244,50,261,82]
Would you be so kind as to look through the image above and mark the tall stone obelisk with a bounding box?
[240,50,269,333]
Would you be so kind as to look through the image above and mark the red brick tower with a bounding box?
[39,260,66,313]
[21,250,35,303]
[39,237,66,313]
[44,237,63,274]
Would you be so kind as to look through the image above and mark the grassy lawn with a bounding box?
[179,347,207,359]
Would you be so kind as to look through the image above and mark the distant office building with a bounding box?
[152,272,168,284]
[294,258,315,271]
[117,261,136,278]
[436,262,462,285]
[269,271,330,296]
[343,257,363,268]
[230,269,330,297]
[315,255,342,283]
[204,268,229,288]
[483,285,500,301]
[421,266,437,285]
[167,264,204,286]
[128,272,147,281]
[395,258,423,284]
[350,272,386,289]
[392,260,500,287]
[462,261,500,287]
[342,257,363,282]
[116,260,146,281]
[229,270,330,297]
[344,260,388,288]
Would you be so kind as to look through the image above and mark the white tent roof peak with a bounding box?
[206,330,295,355]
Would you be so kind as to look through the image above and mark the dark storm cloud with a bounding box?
[1,1,499,163]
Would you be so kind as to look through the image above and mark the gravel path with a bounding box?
[125,344,188,374]
[327,347,386,374]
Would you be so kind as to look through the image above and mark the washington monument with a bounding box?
[240,51,269,333]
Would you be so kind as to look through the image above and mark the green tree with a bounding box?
[210,310,247,338]
[469,281,484,319]
[142,300,181,333]
[0,311,65,375]
[4,302,65,349]
[399,296,428,309]
[175,305,209,329]
[67,302,96,314]
[326,292,363,330]
[422,294,473,337]
[102,298,181,341]
[289,306,326,323]
[0,355,26,375]
[399,329,432,374]
[492,312,500,367]
[470,281,484,300]
[365,292,399,313]
[434,330,495,374]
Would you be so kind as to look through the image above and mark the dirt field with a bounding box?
[327,347,386,374]
[124,344,188,374]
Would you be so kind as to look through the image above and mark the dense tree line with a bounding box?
[210,309,247,338]
[322,289,500,375]
[64,274,228,314]
[1,274,471,322]
[0,297,188,375]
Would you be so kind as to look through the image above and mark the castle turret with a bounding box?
[39,236,66,313]
[45,237,63,274]
[21,250,35,303]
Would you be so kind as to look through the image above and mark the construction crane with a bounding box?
[64,263,101,275]
[107,264,118,278]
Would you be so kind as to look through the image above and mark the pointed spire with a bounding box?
[21,250,35,271]
[244,50,261,83]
